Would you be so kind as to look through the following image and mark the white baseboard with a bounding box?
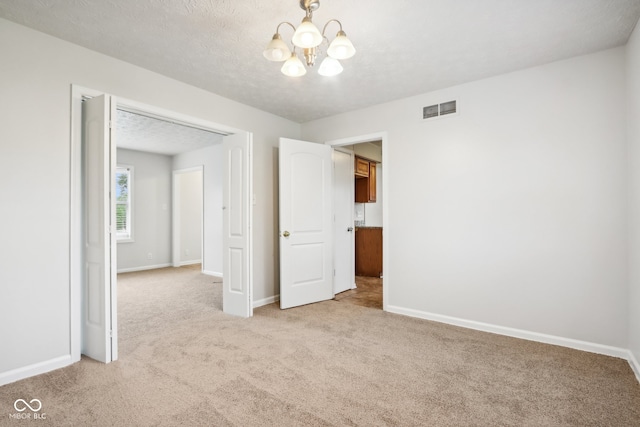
[0,355,72,387]
[629,350,640,384]
[253,294,279,308]
[386,305,629,360]
[117,263,172,273]
[177,259,202,267]
[202,270,223,278]
[4,311,636,388]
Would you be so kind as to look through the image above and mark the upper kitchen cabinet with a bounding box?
[355,156,377,203]
[355,156,370,177]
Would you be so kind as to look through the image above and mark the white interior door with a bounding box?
[279,138,333,309]
[82,94,117,363]
[222,132,253,317]
[333,148,355,294]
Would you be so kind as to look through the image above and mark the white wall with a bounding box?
[179,170,203,265]
[627,21,640,378]
[0,18,299,381]
[174,146,222,271]
[303,47,629,350]
[352,142,383,163]
[116,149,173,271]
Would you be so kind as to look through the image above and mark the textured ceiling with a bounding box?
[1,0,639,123]
[116,109,223,156]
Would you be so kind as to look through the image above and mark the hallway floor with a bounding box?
[334,276,382,309]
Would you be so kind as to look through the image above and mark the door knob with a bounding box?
[347,227,354,232]
[282,231,290,237]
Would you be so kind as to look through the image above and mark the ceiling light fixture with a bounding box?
[263,0,355,77]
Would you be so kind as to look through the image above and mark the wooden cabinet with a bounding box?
[355,157,377,203]
[355,227,383,277]
[355,157,370,177]
[367,162,376,202]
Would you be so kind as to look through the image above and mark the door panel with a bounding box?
[333,149,355,294]
[223,132,253,317]
[279,138,333,309]
[82,95,115,363]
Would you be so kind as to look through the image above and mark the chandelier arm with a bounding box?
[275,21,299,51]
[321,19,343,36]
[276,21,297,34]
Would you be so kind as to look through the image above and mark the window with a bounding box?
[115,165,133,241]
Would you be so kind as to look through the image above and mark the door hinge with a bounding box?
[109,330,113,338]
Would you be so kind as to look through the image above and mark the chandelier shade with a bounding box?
[281,53,307,77]
[318,56,343,76]
[263,34,291,62]
[263,0,355,77]
[292,17,323,48]
[327,30,356,60]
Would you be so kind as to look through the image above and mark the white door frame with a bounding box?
[172,166,204,269]
[70,85,252,362]
[325,132,389,311]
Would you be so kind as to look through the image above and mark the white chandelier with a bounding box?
[263,0,356,77]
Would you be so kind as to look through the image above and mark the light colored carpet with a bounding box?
[1,266,639,426]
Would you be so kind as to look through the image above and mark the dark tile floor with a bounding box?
[334,276,382,309]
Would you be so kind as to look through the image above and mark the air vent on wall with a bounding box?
[423,100,457,120]
[440,100,457,115]
[423,104,439,119]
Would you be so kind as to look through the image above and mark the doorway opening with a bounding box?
[327,132,388,312]
[333,141,383,309]
[70,85,253,365]
[114,110,219,355]
[114,107,219,276]
[277,133,388,312]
